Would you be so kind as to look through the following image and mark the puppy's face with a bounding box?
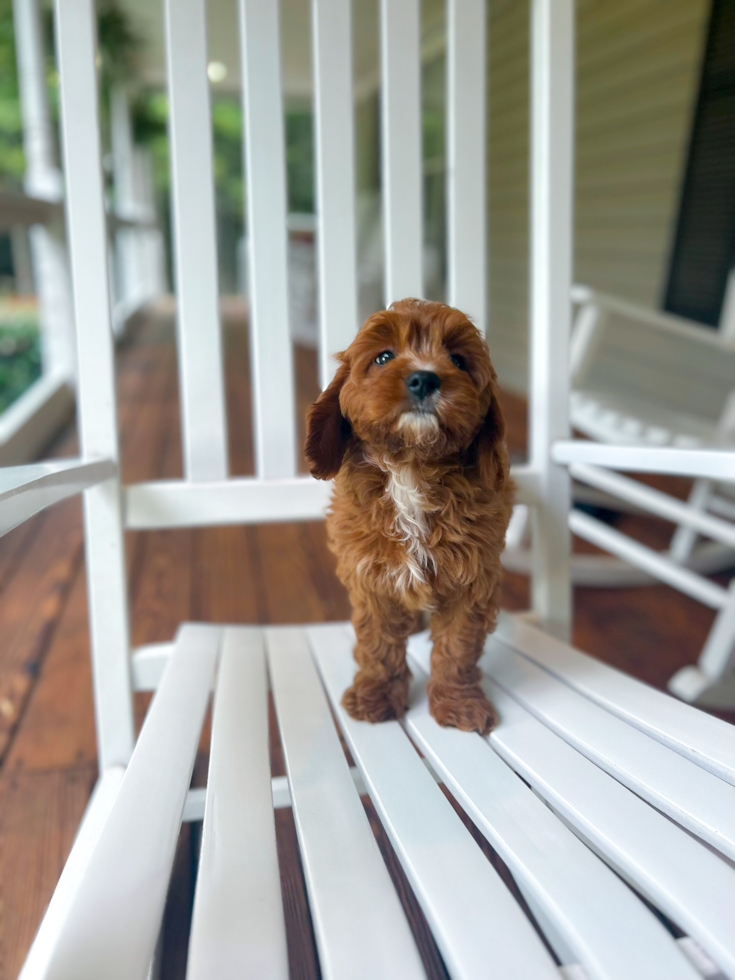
[338,300,495,452]
[306,298,506,482]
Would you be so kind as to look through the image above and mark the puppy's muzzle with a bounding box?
[406,370,440,405]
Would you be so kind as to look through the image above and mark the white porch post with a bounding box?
[528,0,575,636]
[12,0,75,381]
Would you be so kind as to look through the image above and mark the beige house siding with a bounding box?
[488,0,711,394]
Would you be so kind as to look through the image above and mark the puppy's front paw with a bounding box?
[342,671,410,723]
[429,683,497,735]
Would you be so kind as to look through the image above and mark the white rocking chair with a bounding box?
[12,1,735,978]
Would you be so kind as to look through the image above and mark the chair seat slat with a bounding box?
[187,628,288,980]
[495,612,735,786]
[402,666,699,980]
[42,624,219,980]
[481,633,735,860]
[266,626,424,980]
[407,629,735,980]
[308,623,559,980]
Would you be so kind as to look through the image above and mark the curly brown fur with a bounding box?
[305,299,513,734]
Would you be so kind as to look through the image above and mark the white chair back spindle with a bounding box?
[446,0,487,334]
[311,0,359,387]
[239,0,297,479]
[164,0,229,482]
[380,0,423,306]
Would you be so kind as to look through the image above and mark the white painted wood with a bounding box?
[308,623,559,980]
[13,0,76,383]
[480,636,735,862]
[124,476,333,528]
[402,676,698,979]
[528,0,575,635]
[42,625,219,980]
[19,768,125,980]
[311,0,359,386]
[0,372,75,467]
[553,441,735,480]
[407,630,735,980]
[124,464,539,530]
[569,509,728,609]
[447,0,486,333]
[571,285,735,352]
[380,0,423,304]
[570,464,735,549]
[0,458,114,537]
[494,613,735,786]
[188,628,287,980]
[238,0,296,478]
[131,642,176,691]
[265,626,424,980]
[54,0,134,771]
[163,0,228,481]
[570,303,606,387]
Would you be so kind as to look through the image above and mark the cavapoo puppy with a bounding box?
[306,298,512,734]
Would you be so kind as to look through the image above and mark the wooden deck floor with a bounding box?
[0,303,731,979]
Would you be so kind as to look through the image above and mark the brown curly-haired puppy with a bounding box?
[305,298,512,734]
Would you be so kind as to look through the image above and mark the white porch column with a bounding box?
[12,0,75,381]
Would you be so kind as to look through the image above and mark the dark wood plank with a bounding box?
[0,765,97,980]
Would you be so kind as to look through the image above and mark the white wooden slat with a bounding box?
[402,680,699,980]
[238,0,296,478]
[480,636,735,861]
[124,476,333,529]
[124,463,540,530]
[265,626,424,980]
[308,623,560,980]
[54,0,134,771]
[569,509,728,609]
[43,624,219,980]
[552,441,735,480]
[447,0,486,332]
[528,0,575,632]
[163,0,228,482]
[380,0,423,304]
[569,463,735,550]
[19,768,125,980]
[494,612,735,787]
[406,631,735,980]
[311,0,359,387]
[188,628,287,980]
[0,458,114,536]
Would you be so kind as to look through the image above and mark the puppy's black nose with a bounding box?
[406,370,440,402]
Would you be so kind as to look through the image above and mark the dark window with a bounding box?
[664,0,735,327]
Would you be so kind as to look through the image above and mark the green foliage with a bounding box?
[0,310,42,413]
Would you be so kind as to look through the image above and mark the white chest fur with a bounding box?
[382,462,435,587]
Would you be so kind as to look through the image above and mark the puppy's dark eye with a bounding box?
[374,350,395,366]
[449,353,467,371]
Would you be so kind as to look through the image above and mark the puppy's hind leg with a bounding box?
[342,593,414,723]
[427,587,501,735]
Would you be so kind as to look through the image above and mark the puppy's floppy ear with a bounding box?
[305,362,351,479]
[469,385,509,492]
